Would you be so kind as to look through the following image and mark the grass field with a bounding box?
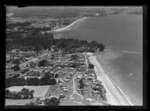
[5,99,33,106]
[60,100,83,106]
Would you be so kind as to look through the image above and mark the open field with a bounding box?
[60,99,84,106]
[5,99,33,106]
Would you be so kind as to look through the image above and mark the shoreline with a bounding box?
[45,17,88,33]
[87,52,133,105]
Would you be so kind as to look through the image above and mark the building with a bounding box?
[76,73,83,79]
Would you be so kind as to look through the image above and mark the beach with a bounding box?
[46,17,88,33]
[87,52,133,105]
[95,49,142,105]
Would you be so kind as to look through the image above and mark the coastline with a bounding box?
[95,49,142,105]
[87,52,133,105]
[45,17,88,33]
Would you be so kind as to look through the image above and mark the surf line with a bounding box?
[121,50,141,54]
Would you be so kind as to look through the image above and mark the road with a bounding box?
[19,53,48,67]
[69,72,83,99]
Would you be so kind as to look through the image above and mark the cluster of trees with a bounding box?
[6,22,105,53]
[5,88,34,99]
[11,65,20,71]
[7,21,52,32]
[7,22,31,29]
[70,62,81,68]
[88,63,94,69]
[79,78,87,89]
[25,102,35,106]
[92,83,107,101]
[26,97,60,106]
[21,68,29,74]
[5,72,56,88]
[29,62,37,68]
[44,97,60,106]
[30,27,52,32]
[38,59,50,67]
[12,58,20,65]
[78,78,88,95]
[6,25,54,52]
[98,9,108,16]
[71,54,80,61]
[53,38,105,54]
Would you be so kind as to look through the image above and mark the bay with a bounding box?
[56,14,143,105]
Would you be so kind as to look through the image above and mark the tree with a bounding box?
[38,59,49,67]
[11,65,20,71]
[59,94,66,100]
[55,74,59,78]
[9,91,16,99]
[21,68,29,74]
[88,48,95,53]
[5,89,10,98]
[89,63,94,69]
[90,40,99,48]
[99,9,107,16]
[21,88,30,99]
[71,63,79,68]
[12,74,20,78]
[28,90,34,99]
[71,54,79,61]
[15,91,22,99]
[29,62,36,68]
[45,72,54,79]
[51,53,55,60]
[49,79,57,85]
[79,78,85,89]
[13,59,20,65]
[25,102,35,106]
[98,43,105,52]
[44,97,60,106]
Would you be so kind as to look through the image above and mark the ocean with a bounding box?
[55,14,143,105]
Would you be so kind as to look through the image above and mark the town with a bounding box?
[5,6,143,107]
[6,46,109,106]
[5,6,111,106]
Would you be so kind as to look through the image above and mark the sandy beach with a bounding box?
[46,17,88,33]
[87,52,133,106]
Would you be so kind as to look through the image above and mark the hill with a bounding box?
[7,6,142,19]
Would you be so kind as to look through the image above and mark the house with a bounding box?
[93,90,100,94]
[36,98,45,105]
[66,73,73,79]
[85,98,93,102]
[61,86,68,92]
[87,76,93,80]
[64,78,69,82]
[57,78,64,84]
[76,74,83,79]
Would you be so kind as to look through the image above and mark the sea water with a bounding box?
[57,14,143,105]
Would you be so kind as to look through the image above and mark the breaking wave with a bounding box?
[121,50,142,55]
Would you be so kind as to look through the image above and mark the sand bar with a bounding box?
[46,17,88,33]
